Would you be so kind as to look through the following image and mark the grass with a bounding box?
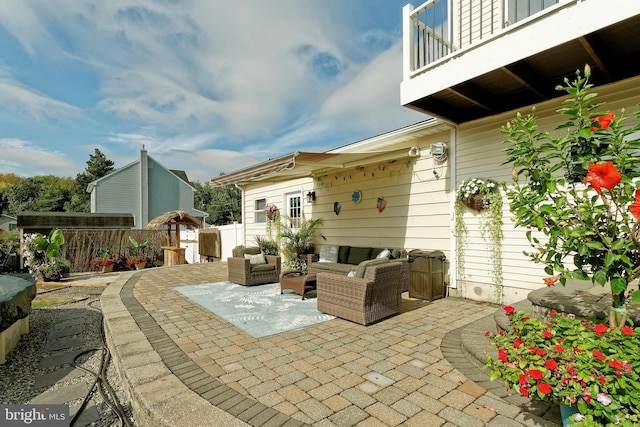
[32,296,78,309]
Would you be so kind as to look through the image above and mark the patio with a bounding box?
[101,262,562,426]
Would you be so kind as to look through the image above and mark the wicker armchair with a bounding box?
[227,247,281,286]
[316,262,404,325]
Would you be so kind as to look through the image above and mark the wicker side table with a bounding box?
[279,270,317,300]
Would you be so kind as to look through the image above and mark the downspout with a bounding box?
[448,127,458,290]
[236,183,245,247]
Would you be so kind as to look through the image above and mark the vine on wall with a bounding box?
[455,178,504,303]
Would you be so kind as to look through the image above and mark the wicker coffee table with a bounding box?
[279,270,317,300]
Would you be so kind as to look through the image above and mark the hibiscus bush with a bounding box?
[486,306,640,426]
[502,65,640,327]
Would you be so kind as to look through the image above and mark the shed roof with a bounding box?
[17,212,135,228]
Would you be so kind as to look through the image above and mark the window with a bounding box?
[255,198,266,223]
[285,193,302,228]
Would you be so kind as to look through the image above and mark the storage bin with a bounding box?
[407,250,446,301]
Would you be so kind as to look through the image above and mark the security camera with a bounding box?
[408,146,420,157]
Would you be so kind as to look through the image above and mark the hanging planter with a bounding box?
[461,193,486,211]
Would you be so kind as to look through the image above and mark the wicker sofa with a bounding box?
[316,262,405,325]
[227,247,281,286]
[306,245,408,291]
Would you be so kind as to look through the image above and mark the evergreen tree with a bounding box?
[66,149,115,212]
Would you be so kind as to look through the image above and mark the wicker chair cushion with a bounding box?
[234,247,261,257]
[251,263,275,272]
[347,247,372,265]
[354,258,389,278]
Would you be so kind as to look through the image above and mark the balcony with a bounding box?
[401,0,640,124]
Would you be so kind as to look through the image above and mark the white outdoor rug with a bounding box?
[175,281,334,338]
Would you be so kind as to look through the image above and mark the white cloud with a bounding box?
[0,138,81,177]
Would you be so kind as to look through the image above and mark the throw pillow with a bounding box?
[376,249,391,259]
[338,246,350,264]
[244,253,266,265]
[347,247,372,265]
[318,245,339,263]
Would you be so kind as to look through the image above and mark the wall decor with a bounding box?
[333,202,341,215]
[351,190,362,204]
[376,197,386,213]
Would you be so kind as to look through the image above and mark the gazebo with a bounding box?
[145,210,201,266]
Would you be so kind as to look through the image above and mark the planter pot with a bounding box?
[102,265,114,273]
[135,262,146,270]
[560,404,579,426]
[461,194,486,210]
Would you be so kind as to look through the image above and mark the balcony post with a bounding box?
[403,3,415,80]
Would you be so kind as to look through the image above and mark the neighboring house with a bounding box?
[88,148,207,228]
[0,214,17,232]
[211,0,640,305]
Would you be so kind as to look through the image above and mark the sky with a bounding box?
[0,0,426,184]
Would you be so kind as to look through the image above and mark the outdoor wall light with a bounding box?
[306,191,316,203]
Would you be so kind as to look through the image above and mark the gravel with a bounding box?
[0,283,136,427]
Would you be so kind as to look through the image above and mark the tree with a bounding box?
[66,149,115,212]
[193,178,241,226]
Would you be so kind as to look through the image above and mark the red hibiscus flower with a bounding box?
[503,306,515,314]
[593,323,608,336]
[584,162,622,194]
[498,348,508,362]
[513,337,524,348]
[609,359,623,370]
[584,162,621,194]
[528,369,544,380]
[554,344,566,353]
[519,386,529,397]
[593,350,606,361]
[630,190,640,221]
[542,276,559,287]
[590,110,614,132]
[545,359,558,370]
[519,374,529,385]
[537,382,552,395]
[543,330,553,339]
[621,326,634,336]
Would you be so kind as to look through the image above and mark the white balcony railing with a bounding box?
[405,0,573,77]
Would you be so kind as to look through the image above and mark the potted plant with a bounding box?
[486,306,640,426]
[126,236,149,269]
[22,229,70,281]
[277,214,323,271]
[89,248,118,273]
[126,253,148,269]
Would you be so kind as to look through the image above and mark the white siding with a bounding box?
[242,132,453,261]
[454,76,640,304]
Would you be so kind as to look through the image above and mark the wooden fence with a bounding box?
[59,228,169,273]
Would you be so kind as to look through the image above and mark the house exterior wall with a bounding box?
[242,177,313,246]
[92,163,141,225]
[452,75,640,305]
[241,131,454,263]
[147,159,196,220]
